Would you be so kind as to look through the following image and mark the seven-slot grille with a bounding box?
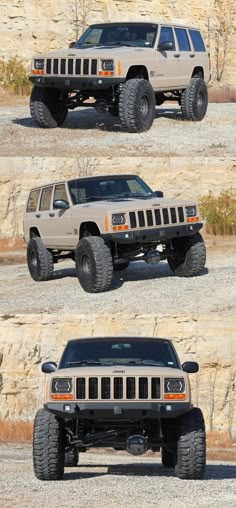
[129,206,184,229]
[76,377,161,400]
[45,58,98,76]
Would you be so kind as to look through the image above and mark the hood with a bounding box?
[75,197,196,211]
[51,365,184,377]
[32,46,153,60]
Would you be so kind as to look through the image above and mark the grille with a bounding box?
[76,377,160,400]
[45,58,98,76]
[129,207,184,229]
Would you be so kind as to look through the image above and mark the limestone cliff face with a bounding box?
[0,312,235,437]
[0,0,235,85]
[0,156,236,239]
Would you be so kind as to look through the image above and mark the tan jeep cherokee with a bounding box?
[23,174,206,293]
[33,336,206,481]
[29,21,210,132]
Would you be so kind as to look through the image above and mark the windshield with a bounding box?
[68,175,155,204]
[75,23,158,49]
[59,338,179,369]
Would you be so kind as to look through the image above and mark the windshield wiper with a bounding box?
[66,360,102,366]
[127,360,166,367]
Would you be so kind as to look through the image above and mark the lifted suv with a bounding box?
[29,22,210,132]
[23,174,206,293]
[33,336,206,480]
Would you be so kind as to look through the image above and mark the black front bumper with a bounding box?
[29,75,125,91]
[44,401,192,420]
[102,223,203,244]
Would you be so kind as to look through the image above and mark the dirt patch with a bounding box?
[0,103,235,157]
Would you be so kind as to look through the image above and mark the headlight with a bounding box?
[52,378,72,393]
[34,59,44,70]
[101,59,114,71]
[164,378,185,393]
[185,205,197,217]
[112,213,126,226]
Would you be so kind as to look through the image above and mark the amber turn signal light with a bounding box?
[164,393,186,400]
[51,394,73,400]
[98,71,114,76]
[187,217,199,223]
[112,225,129,231]
[32,70,44,75]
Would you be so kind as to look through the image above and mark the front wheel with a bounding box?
[30,86,68,128]
[181,78,208,121]
[75,236,113,293]
[119,79,155,132]
[168,232,206,277]
[64,448,79,467]
[33,408,65,481]
[175,408,206,480]
[27,237,54,281]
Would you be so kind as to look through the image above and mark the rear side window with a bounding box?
[39,186,53,211]
[159,27,175,50]
[175,28,191,51]
[27,189,40,213]
[189,30,205,52]
[53,184,68,204]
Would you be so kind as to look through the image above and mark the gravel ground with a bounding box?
[0,445,235,508]
[0,240,235,315]
[0,103,235,157]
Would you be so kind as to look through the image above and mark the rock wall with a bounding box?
[0,312,235,437]
[0,0,236,85]
[0,156,236,239]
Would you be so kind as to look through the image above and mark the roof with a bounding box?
[28,174,140,192]
[67,336,172,344]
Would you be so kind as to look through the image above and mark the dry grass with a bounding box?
[208,85,236,103]
[0,57,31,96]
[0,421,33,443]
[199,189,236,235]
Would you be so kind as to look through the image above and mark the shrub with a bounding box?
[199,190,236,235]
[0,57,31,95]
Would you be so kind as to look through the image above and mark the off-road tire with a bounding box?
[175,408,206,480]
[27,237,54,281]
[75,236,113,293]
[119,79,155,132]
[64,448,79,467]
[114,261,130,271]
[30,86,68,128]
[181,78,208,121]
[161,447,176,468]
[168,232,206,277]
[33,408,65,481]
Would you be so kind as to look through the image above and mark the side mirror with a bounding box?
[69,41,76,48]
[154,190,164,198]
[182,361,199,374]
[41,362,57,374]
[158,41,174,52]
[53,199,69,210]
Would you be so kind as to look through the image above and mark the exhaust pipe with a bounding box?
[127,435,148,456]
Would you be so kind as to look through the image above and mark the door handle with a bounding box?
[35,213,41,218]
[174,53,180,58]
[189,54,195,58]
[49,212,55,217]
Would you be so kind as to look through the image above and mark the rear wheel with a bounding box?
[27,237,54,281]
[175,408,206,480]
[75,236,113,293]
[33,408,65,481]
[64,448,79,467]
[181,78,208,121]
[119,79,155,132]
[30,86,68,128]
[168,233,206,277]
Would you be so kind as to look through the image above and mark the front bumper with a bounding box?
[44,401,192,420]
[29,75,125,91]
[102,223,203,244]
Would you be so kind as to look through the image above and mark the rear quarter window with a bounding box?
[26,189,41,212]
[188,30,205,52]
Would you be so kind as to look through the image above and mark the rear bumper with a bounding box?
[44,401,192,420]
[29,75,125,91]
[102,223,203,244]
